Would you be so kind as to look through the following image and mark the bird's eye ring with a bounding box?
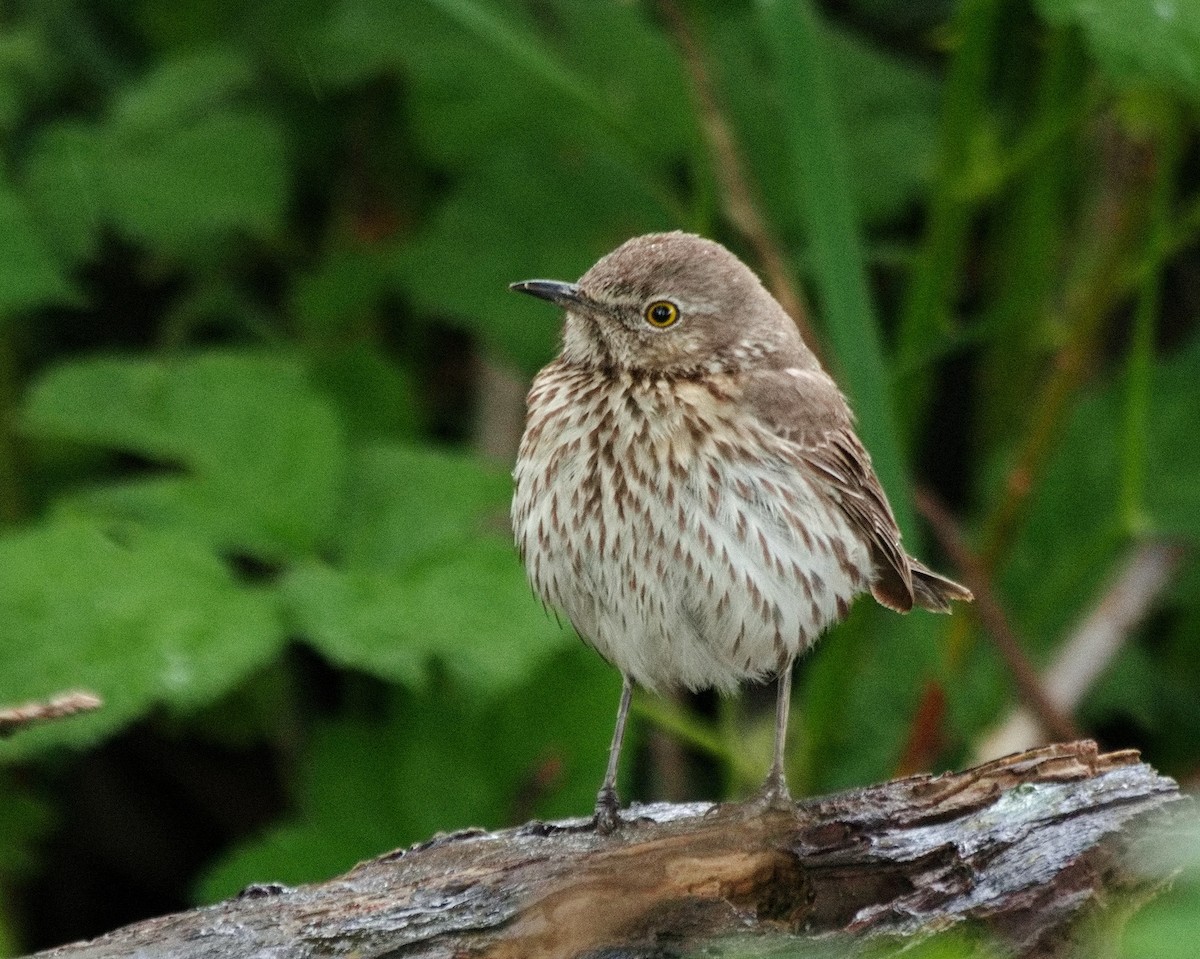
[644,300,679,328]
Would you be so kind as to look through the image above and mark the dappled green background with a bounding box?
[1,0,1199,955]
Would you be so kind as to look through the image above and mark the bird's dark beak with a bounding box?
[509,279,587,308]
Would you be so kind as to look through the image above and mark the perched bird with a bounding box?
[510,232,971,831]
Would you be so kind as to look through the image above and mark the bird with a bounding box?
[509,231,972,832]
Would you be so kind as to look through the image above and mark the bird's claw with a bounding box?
[750,771,794,811]
[593,786,622,834]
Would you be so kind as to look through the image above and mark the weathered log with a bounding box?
[28,741,1185,959]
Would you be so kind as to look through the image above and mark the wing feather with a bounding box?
[743,367,915,612]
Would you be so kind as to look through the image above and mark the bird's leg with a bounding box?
[756,663,794,806]
[594,675,634,834]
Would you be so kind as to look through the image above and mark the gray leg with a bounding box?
[594,675,633,833]
[759,663,794,804]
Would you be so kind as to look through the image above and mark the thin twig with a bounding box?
[916,488,1082,743]
[976,540,1187,761]
[658,0,821,360]
[892,680,947,777]
[0,690,103,738]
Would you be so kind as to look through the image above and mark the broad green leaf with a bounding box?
[23,352,345,560]
[282,443,566,689]
[22,111,287,257]
[288,249,393,342]
[0,521,284,761]
[195,648,621,902]
[826,27,941,223]
[285,542,566,690]
[323,0,694,169]
[21,43,286,262]
[306,343,422,443]
[103,111,288,247]
[1038,0,1200,100]
[335,444,511,567]
[0,180,76,317]
[20,123,108,265]
[1010,332,1200,632]
[111,49,255,131]
[332,0,695,369]
[0,24,60,135]
[391,147,674,372]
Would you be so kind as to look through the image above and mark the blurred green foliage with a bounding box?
[1,0,1198,955]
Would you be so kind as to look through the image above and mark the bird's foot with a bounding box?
[748,770,794,812]
[592,786,623,835]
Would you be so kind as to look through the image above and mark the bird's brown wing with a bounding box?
[743,367,916,612]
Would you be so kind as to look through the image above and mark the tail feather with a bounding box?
[908,557,973,614]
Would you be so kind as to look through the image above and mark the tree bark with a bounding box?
[28,741,1186,959]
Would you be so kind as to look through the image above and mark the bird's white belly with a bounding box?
[513,373,873,693]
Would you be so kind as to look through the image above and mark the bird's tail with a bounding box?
[908,557,973,613]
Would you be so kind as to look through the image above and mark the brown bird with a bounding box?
[510,232,971,831]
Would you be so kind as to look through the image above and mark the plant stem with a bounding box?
[895,0,1002,443]
[633,693,757,783]
[1122,116,1183,534]
[975,30,1087,447]
[0,324,27,524]
[756,0,914,539]
[980,121,1155,569]
[658,0,819,359]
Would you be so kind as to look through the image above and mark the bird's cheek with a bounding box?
[666,328,706,362]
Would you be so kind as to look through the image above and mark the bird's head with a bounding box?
[511,232,811,378]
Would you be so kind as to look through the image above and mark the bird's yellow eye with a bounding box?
[644,300,679,328]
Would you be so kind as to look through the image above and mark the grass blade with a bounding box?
[755,0,913,537]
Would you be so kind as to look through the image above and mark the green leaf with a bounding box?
[1011,332,1200,626]
[338,444,510,566]
[391,148,674,372]
[285,543,565,690]
[195,648,621,902]
[110,49,255,131]
[756,0,914,539]
[1037,0,1200,101]
[22,110,287,257]
[20,123,108,265]
[288,249,392,342]
[103,111,288,247]
[20,45,285,262]
[306,343,422,443]
[323,0,693,170]
[23,352,346,559]
[0,520,284,761]
[0,24,60,135]
[283,443,567,689]
[0,179,76,317]
[703,9,940,229]
[826,27,941,224]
